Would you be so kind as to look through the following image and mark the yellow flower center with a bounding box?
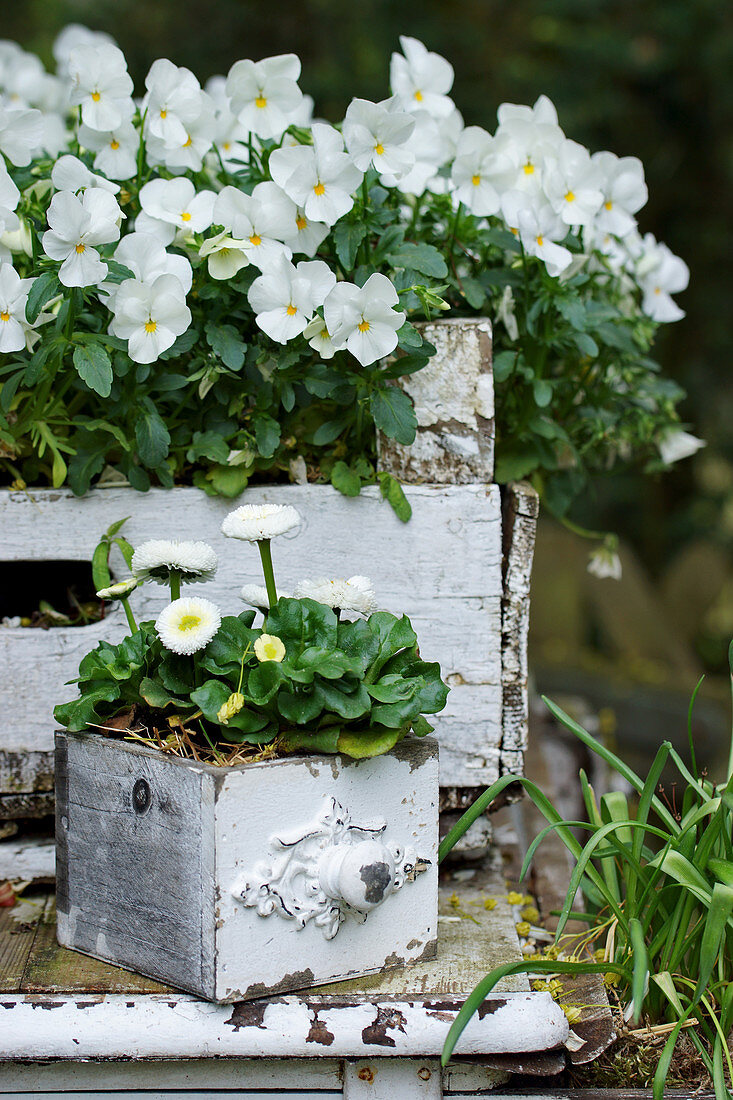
[536,235,544,246]
[223,141,231,150]
[160,109,167,119]
[374,142,385,156]
[180,211,191,221]
[145,320,157,333]
[564,190,575,202]
[91,91,101,102]
[358,319,370,333]
[604,200,613,210]
[255,94,267,108]
[75,243,86,253]
[471,174,481,186]
[523,162,535,175]
[249,233,261,246]
[654,286,661,295]
[110,139,120,150]
[414,90,423,102]
[313,181,325,196]
[178,614,201,631]
[0,311,9,322]
[183,135,193,147]
[509,226,518,236]
[286,304,297,316]
[295,214,308,230]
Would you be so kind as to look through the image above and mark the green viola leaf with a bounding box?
[277,688,324,725]
[330,460,362,497]
[314,679,372,720]
[337,725,406,759]
[333,218,367,270]
[246,660,285,705]
[73,344,113,399]
[135,402,171,467]
[386,242,448,278]
[370,387,417,446]
[204,321,247,370]
[377,472,412,522]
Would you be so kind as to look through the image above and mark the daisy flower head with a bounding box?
[240,583,291,610]
[294,576,377,616]
[254,633,287,663]
[96,577,138,600]
[156,596,221,655]
[221,503,300,542]
[131,539,218,585]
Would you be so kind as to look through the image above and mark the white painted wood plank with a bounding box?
[0,1059,343,1091]
[343,1058,441,1098]
[0,837,55,882]
[0,991,568,1060]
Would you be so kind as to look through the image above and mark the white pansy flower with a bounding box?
[96,577,138,600]
[658,429,705,465]
[0,162,20,235]
[303,315,336,359]
[109,273,192,364]
[53,25,117,76]
[205,74,251,170]
[241,583,291,610]
[324,272,406,366]
[587,545,622,582]
[145,91,216,174]
[384,111,445,195]
[142,58,204,149]
[269,122,363,227]
[251,181,329,258]
[68,43,135,132]
[543,138,604,227]
[248,255,336,344]
[78,120,139,181]
[38,111,71,159]
[343,97,415,180]
[501,191,573,277]
[495,94,564,187]
[592,152,648,238]
[139,177,216,242]
[156,597,221,656]
[103,232,192,307]
[0,263,45,353]
[51,154,120,195]
[199,231,250,281]
[496,285,519,341]
[132,539,218,585]
[451,126,517,216]
[42,188,121,287]
[214,185,293,270]
[637,236,689,322]
[0,106,44,166]
[294,576,377,615]
[1,218,33,258]
[226,53,303,139]
[221,503,301,542]
[390,36,454,118]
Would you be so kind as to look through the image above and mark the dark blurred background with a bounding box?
[9,0,733,761]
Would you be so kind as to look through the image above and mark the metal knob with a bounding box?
[318,839,396,912]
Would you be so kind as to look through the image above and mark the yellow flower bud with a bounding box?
[217,691,245,724]
[254,633,286,663]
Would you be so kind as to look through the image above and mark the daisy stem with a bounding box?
[258,539,278,609]
[121,597,138,634]
[169,571,181,601]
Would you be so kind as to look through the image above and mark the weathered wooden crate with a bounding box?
[0,317,538,819]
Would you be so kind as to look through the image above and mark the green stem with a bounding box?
[560,516,613,543]
[728,640,733,782]
[169,571,181,601]
[258,539,278,609]
[120,597,138,633]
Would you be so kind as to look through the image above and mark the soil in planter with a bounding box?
[0,559,105,629]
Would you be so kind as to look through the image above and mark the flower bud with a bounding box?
[217,691,245,724]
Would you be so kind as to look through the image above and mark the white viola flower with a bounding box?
[592,152,648,238]
[226,54,303,140]
[132,539,218,585]
[145,91,216,174]
[221,503,301,542]
[451,126,517,216]
[53,25,117,77]
[343,96,415,180]
[142,58,205,149]
[390,36,455,118]
[241,583,292,610]
[501,191,573,278]
[384,111,445,195]
[156,597,221,656]
[42,188,121,287]
[0,263,44,353]
[0,106,44,166]
[294,576,377,616]
[78,120,139,181]
[587,545,622,582]
[214,185,292,270]
[543,138,604,227]
[51,154,120,195]
[139,177,216,242]
[250,181,329,258]
[324,272,406,367]
[269,122,362,227]
[495,94,564,186]
[303,315,336,359]
[0,161,20,236]
[199,231,250,281]
[0,218,33,258]
[206,79,251,171]
[68,43,135,132]
[658,429,705,465]
[109,274,192,364]
[38,112,72,159]
[637,237,690,323]
[496,285,519,341]
[248,255,336,344]
[111,232,192,296]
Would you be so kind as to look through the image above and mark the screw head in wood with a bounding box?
[132,777,151,815]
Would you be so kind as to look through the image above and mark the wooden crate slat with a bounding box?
[0,890,46,992]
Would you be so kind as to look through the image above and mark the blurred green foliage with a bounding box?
[6,0,733,573]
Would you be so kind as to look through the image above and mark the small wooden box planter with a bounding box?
[55,730,438,1001]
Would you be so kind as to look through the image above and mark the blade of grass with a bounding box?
[687,673,705,781]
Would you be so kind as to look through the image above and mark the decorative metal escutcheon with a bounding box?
[231,797,431,940]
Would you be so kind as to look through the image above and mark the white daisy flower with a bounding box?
[96,577,138,600]
[156,597,221,655]
[222,503,301,542]
[294,576,377,615]
[240,583,291,609]
[131,539,218,584]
